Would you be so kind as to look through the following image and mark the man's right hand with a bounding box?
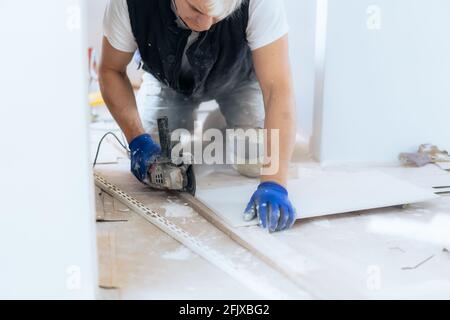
[129,134,161,183]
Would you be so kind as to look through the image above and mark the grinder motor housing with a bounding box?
[146,117,196,195]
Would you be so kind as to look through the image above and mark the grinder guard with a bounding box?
[145,117,196,196]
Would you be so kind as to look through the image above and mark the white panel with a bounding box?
[0,0,97,299]
[197,170,439,228]
[312,0,450,164]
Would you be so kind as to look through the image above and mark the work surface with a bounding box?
[95,160,450,299]
[92,109,450,299]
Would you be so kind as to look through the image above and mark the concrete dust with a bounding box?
[162,199,196,218]
[162,246,195,261]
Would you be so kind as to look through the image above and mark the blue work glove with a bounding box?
[244,182,297,232]
[129,133,161,183]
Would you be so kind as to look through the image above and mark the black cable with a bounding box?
[93,132,130,168]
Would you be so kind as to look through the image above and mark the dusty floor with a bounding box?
[92,106,450,300]
[95,164,309,299]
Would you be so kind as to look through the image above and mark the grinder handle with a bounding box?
[157,117,171,159]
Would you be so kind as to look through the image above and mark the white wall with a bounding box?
[285,0,317,140]
[0,0,97,299]
[87,0,143,85]
[87,0,108,54]
[87,0,316,128]
[312,0,450,164]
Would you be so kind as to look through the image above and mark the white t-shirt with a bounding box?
[103,0,289,54]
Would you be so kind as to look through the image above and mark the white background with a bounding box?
[87,0,318,139]
[311,0,450,163]
[88,0,450,163]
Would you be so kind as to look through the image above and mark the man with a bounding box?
[99,0,297,232]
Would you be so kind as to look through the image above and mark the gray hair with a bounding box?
[206,0,245,19]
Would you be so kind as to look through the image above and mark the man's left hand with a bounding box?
[244,182,297,232]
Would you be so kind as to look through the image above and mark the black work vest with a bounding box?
[127,0,255,98]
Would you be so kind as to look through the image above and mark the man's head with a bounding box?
[174,0,244,32]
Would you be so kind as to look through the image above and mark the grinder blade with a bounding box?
[184,165,196,196]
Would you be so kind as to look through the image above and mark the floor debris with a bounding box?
[402,255,435,271]
[400,144,450,168]
[389,247,406,253]
[96,219,128,223]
